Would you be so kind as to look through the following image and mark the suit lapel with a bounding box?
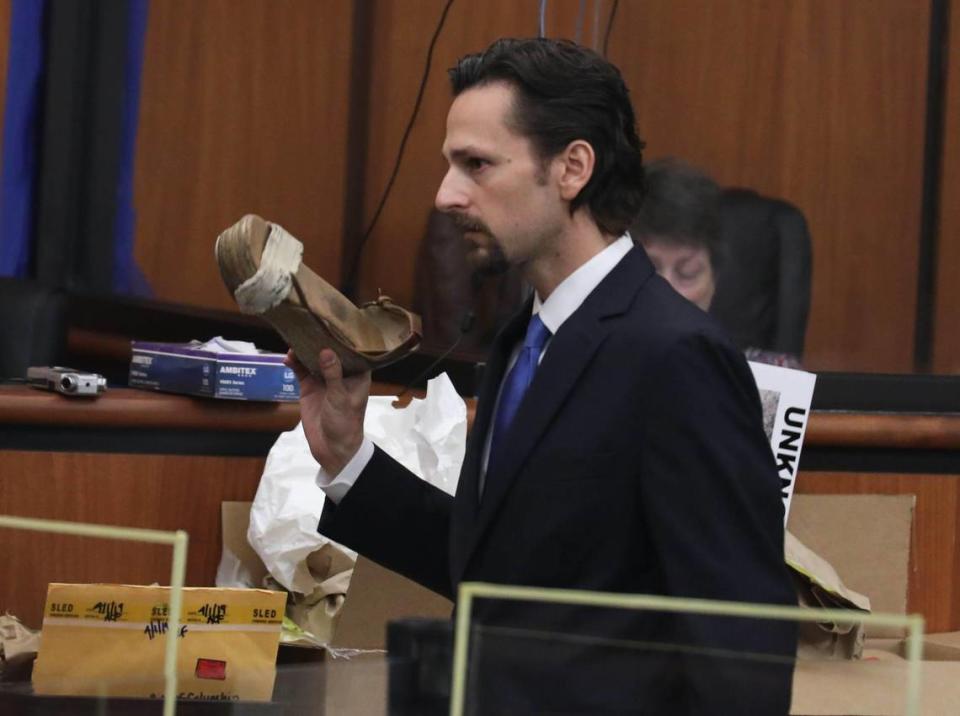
[450,302,531,574]
[452,247,656,584]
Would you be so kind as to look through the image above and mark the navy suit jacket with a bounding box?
[320,246,796,713]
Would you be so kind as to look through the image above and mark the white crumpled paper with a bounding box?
[1,613,40,677]
[195,336,261,354]
[246,372,468,595]
[363,372,467,497]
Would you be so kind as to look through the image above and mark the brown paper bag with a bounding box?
[786,530,871,659]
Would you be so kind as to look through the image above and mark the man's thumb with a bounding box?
[318,348,343,388]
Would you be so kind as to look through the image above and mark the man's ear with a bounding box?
[556,140,595,201]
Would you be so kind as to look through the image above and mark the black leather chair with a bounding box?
[709,188,812,358]
[0,278,67,379]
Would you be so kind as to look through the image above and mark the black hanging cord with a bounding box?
[913,0,949,372]
[602,0,619,57]
[395,310,476,398]
[341,0,457,298]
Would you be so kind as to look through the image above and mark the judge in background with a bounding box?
[633,158,810,368]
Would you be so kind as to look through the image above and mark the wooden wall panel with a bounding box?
[354,0,570,307]
[130,0,935,374]
[133,0,353,311]
[606,1,929,373]
[0,450,266,628]
[933,4,960,374]
[353,0,624,308]
[796,471,960,634]
[356,1,930,374]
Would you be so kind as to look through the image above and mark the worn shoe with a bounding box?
[216,214,421,376]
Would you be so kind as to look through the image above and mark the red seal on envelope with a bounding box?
[195,658,227,680]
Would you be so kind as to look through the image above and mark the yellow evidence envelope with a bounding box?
[32,583,286,702]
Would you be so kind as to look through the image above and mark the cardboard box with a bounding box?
[129,340,299,401]
[221,501,451,652]
[788,494,913,638]
[220,500,449,715]
[792,637,960,715]
[320,557,450,716]
[788,494,960,715]
[331,555,452,650]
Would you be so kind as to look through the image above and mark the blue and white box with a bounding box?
[128,338,300,402]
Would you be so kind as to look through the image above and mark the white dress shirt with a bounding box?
[316,235,633,503]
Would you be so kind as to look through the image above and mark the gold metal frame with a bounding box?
[0,515,189,716]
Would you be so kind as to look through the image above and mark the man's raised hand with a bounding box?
[284,348,370,476]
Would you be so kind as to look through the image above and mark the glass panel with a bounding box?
[453,583,924,716]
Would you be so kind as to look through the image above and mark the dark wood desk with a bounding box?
[1,385,377,627]
[2,385,959,632]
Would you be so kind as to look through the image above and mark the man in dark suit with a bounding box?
[288,38,796,714]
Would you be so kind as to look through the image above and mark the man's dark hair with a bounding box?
[449,38,645,237]
[631,158,723,269]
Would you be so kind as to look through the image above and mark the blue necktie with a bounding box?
[488,313,551,472]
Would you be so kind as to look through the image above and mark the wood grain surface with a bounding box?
[804,412,960,450]
[127,1,941,375]
[3,443,957,632]
[0,450,267,628]
[604,1,930,373]
[132,0,353,311]
[353,0,933,374]
[0,384,411,432]
[0,385,301,432]
[2,385,957,447]
[933,3,960,374]
[2,383,958,632]
[353,0,568,306]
